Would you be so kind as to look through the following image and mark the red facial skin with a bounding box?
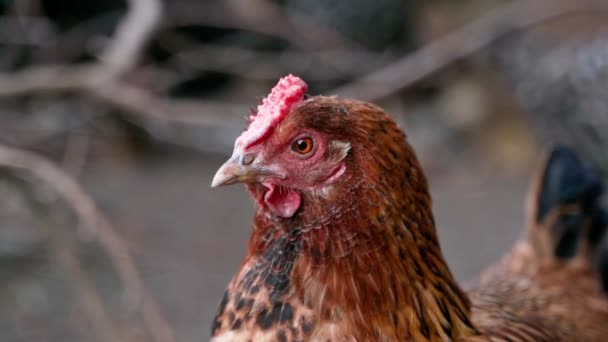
[242,127,345,218]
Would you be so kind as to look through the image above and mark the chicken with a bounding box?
[209,75,608,341]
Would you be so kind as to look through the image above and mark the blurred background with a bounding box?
[1,0,608,341]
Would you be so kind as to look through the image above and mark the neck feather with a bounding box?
[247,143,478,340]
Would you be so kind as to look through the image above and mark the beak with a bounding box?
[211,154,279,187]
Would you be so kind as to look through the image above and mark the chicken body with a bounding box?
[469,146,608,341]
[210,76,608,341]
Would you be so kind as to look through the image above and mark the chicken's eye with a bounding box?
[292,137,314,155]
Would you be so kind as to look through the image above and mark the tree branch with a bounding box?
[2,0,607,134]
[332,0,608,101]
[0,0,161,96]
[0,144,176,342]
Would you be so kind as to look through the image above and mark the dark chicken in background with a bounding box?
[210,75,608,341]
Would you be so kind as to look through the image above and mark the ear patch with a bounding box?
[327,140,351,164]
[235,75,308,150]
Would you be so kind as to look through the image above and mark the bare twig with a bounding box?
[0,64,98,95]
[163,1,378,76]
[0,144,176,342]
[40,213,127,342]
[0,0,161,96]
[332,0,608,101]
[167,43,394,81]
[2,0,607,130]
[164,0,361,52]
[29,11,131,64]
[92,81,248,127]
[0,0,245,130]
[98,0,162,81]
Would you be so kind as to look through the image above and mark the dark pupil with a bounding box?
[296,140,309,151]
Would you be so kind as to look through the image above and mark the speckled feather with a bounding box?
[211,87,608,341]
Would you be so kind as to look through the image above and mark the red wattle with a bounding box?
[263,184,301,218]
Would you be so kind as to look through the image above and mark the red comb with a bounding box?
[235,74,308,149]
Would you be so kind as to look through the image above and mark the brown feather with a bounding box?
[211,95,608,341]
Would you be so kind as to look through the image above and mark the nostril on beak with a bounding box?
[242,153,255,166]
